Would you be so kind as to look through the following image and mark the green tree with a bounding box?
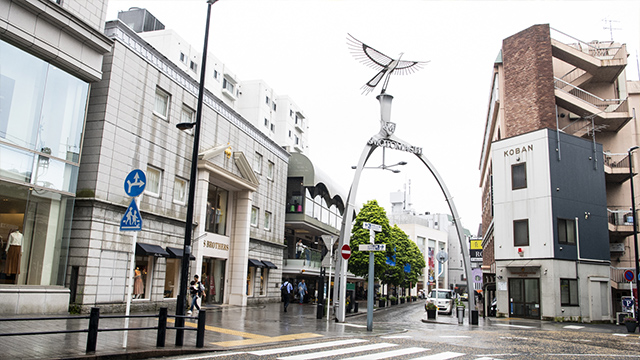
[347,200,392,280]
[347,200,425,291]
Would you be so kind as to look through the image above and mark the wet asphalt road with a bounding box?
[152,301,640,360]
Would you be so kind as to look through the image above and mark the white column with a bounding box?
[227,190,252,306]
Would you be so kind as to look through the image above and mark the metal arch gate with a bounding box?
[332,94,475,324]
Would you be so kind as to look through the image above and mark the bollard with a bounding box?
[316,303,324,319]
[157,307,167,347]
[354,302,358,313]
[471,310,479,325]
[86,307,100,353]
[457,306,464,324]
[196,310,206,348]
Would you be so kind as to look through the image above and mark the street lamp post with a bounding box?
[175,0,217,346]
[628,146,640,322]
[628,146,640,324]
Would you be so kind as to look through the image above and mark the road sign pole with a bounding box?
[367,228,375,331]
[123,194,142,348]
[363,222,381,331]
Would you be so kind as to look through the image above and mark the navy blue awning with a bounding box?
[136,243,169,257]
[166,247,196,260]
[248,258,264,267]
[261,260,277,269]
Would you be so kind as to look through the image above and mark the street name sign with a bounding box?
[363,222,382,232]
[359,244,386,251]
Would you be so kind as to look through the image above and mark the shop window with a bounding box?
[512,163,527,190]
[154,87,170,119]
[560,278,578,306]
[251,206,259,227]
[513,219,529,246]
[146,165,162,197]
[205,183,228,235]
[133,257,151,300]
[558,218,576,245]
[164,258,179,298]
[246,267,254,296]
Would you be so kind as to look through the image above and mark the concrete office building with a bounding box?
[480,24,639,322]
[68,12,289,312]
[0,0,111,314]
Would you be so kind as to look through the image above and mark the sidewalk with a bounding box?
[0,300,395,360]
[0,300,628,359]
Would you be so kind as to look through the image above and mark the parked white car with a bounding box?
[425,289,454,314]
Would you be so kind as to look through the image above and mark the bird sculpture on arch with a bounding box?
[347,33,430,95]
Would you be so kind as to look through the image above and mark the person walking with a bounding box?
[188,274,205,315]
[298,279,308,304]
[281,279,293,312]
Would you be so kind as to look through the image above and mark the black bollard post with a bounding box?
[196,310,206,348]
[157,307,167,347]
[86,307,100,353]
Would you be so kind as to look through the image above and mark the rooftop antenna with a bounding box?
[602,17,622,41]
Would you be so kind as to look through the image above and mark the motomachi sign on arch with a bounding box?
[332,93,475,324]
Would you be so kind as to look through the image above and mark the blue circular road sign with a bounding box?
[624,269,634,282]
[124,169,146,197]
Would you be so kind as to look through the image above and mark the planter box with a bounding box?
[625,321,637,333]
[426,309,437,319]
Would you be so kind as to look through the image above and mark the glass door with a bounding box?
[509,278,540,318]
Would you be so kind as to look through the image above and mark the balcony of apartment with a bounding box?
[603,152,632,183]
[607,207,635,242]
[283,246,324,276]
[610,266,635,290]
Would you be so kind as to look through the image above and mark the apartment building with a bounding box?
[0,0,112,314]
[480,24,639,322]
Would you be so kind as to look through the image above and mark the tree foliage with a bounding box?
[347,200,425,288]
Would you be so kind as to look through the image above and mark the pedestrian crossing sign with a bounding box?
[120,199,142,231]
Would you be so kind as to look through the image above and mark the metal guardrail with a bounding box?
[550,27,623,59]
[0,307,206,353]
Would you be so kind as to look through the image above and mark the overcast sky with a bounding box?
[106,0,640,234]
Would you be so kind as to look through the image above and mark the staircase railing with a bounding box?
[554,77,626,111]
[551,27,622,59]
[557,67,587,88]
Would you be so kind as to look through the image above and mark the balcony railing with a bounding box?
[283,247,323,269]
[608,207,634,227]
[604,153,631,170]
[611,267,635,284]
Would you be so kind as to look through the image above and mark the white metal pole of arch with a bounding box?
[361,222,383,331]
[120,169,146,348]
[320,235,336,325]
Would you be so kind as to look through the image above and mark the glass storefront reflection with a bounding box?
[0,183,73,286]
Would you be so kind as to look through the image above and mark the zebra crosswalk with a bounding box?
[242,338,482,360]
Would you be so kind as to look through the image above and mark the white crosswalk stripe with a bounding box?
[341,347,429,360]
[248,339,367,356]
[277,342,397,360]
[411,351,466,360]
